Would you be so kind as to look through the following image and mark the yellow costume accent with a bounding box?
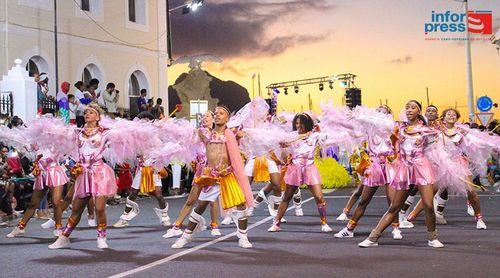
[355,150,371,175]
[194,167,218,187]
[315,157,351,189]
[139,166,156,194]
[219,172,246,209]
[32,163,41,177]
[253,156,271,183]
[158,168,168,178]
[70,163,83,178]
[279,166,287,191]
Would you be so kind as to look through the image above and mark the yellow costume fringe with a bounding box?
[139,166,156,194]
[219,172,246,210]
[253,156,271,183]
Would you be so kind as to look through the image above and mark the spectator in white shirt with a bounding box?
[68,94,77,125]
[73,81,85,101]
[103,82,119,118]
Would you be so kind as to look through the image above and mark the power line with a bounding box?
[71,0,167,47]
[6,21,164,53]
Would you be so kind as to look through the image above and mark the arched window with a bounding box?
[128,70,149,116]
[81,63,102,86]
[25,59,39,77]
[25,55,49,77]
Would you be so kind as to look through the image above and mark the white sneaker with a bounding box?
[358,238,378,248]
[238,235,253,249]
[153,207,171,227]
[399,219,414,229]
[398,212,407,223]
[113,219,130,228]
[48,236,70,249]
[247,207,254,216]
[6,227,25,238]
[392,228,403,240]
[476,219,487,230]
[211,228,222,236]
[88,218,97,227]
[428,239,444,248]
[41,219,55,229]
[97,237,109,249]
[321,224,333,233]
[280,217,287,223]
[334,227,353,238]
[171,233,192,249]
[267,224,281,232]
[336,212,348,221]
[467,204,475,217]
[163,227,183,238]
[435,213,447,225]
[221,216,233,225]
[295,208,304,216]
[53,229,63,237]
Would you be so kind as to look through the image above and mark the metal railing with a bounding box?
[41,98,58,115]
[0,91,13,117]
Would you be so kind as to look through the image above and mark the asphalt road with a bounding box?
[0,188,498,278]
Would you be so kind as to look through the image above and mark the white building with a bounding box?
[0,0,168,115]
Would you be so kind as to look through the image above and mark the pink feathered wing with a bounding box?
[224,128,254,207]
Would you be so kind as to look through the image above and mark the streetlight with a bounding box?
[166,0,205,66]
[450,0,475,122]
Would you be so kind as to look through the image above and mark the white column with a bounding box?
[0,59,38,122]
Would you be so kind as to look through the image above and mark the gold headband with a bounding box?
[215,106,230,115]
[408,101,422,112]
[85,106,100,116]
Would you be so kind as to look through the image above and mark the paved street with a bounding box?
[1,188,498,278]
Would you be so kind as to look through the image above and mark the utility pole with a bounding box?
[251,74,255,99]
[258,74,262,97]
[4,0,8,72]
[463,0,475,122]
[54,0,59,91]
[308,93,312,111]
[426,87,430,106]
[166,0,173,66]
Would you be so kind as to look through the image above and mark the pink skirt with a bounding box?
[389,157,436,190]
[284,163,322,186]
[33,165,69,190]
[362,162,390,187]
[74,160,117,199]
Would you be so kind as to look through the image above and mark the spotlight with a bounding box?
[340,81,348,88]
[329,81,334,89]
[294,85,299,94]
[284,87,288,95]
[319,83,324,91]
[273,88,280,94]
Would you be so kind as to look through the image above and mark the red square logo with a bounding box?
[468,11,493,34]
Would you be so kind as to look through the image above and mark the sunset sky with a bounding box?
[167,0,500,120]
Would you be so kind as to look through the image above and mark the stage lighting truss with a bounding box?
[266,73,357,95]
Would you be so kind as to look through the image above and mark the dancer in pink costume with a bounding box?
[172,106,254,249]
[7,146,69,238]
[359,100,444,248]
[335,105,402,240]
[163,111,221,239]
[400,108,498,230]
[268,113,333,233]
[49,104,117,249]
